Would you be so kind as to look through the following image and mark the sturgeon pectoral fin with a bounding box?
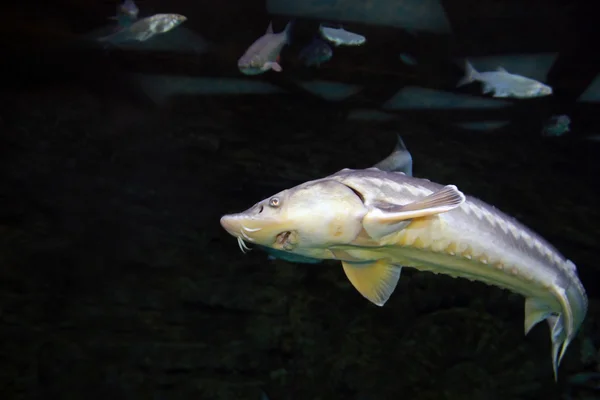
[363,185,465,239]
[341,260,401,306]
[524,297,554,335]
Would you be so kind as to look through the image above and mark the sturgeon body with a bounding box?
[220,166,587,379]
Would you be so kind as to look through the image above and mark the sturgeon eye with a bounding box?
[269,197,280,207]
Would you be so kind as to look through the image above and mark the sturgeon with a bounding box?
[220,164,587,379]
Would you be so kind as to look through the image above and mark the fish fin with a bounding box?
[547,314,568,381]
[372,134,413,176]
[553,286,576,356]
[396,134,408,151]
[137,31,154,41]
[482,82,494,94]
[456,60,479,87]
[266,21,273,34]
[341,260,401,306]
[496,66,507,73]
[524,297,554,335]
[270,62,282,72]
[283,20,294,44]
[363,185,465,239]
[492,90,510,98]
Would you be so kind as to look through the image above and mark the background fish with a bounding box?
[99,13,187,43]
[298,37,333,67]
[238,21,293,75]
[399,53,417,66]
[109,0,139,28]
[542,114,571,137]
[319,24,366,47]
[457,60,553,98]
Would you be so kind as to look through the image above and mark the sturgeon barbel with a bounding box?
[220,166,587,379]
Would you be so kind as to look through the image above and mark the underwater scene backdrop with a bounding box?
[0,0,599,399]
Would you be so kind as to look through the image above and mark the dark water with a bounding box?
[0,0,599,399]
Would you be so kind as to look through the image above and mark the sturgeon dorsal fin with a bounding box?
[362,185,465,239]
[496,66,507,73]
[266,21,274,34]
[371,134,413,176]
[341,260,401,306]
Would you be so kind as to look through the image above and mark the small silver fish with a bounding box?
[99,13,187,43]
[542,115,571,137]
[457,60,553,98]
[298,37,333,67]
[238,21,293,75]
[319,24,366,47]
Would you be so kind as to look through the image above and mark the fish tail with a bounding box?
[456,60,479,87]
[284,20,295,44]
[525,269,587,380]
[524,298,570,381]
[547,314,568,381]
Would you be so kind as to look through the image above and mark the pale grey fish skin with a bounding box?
[325,168,587,376]
[372,134,413,176]
[457,60,553,98]
[319,25,366,47]
[99,13,187,43]
[238,21,292,75]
